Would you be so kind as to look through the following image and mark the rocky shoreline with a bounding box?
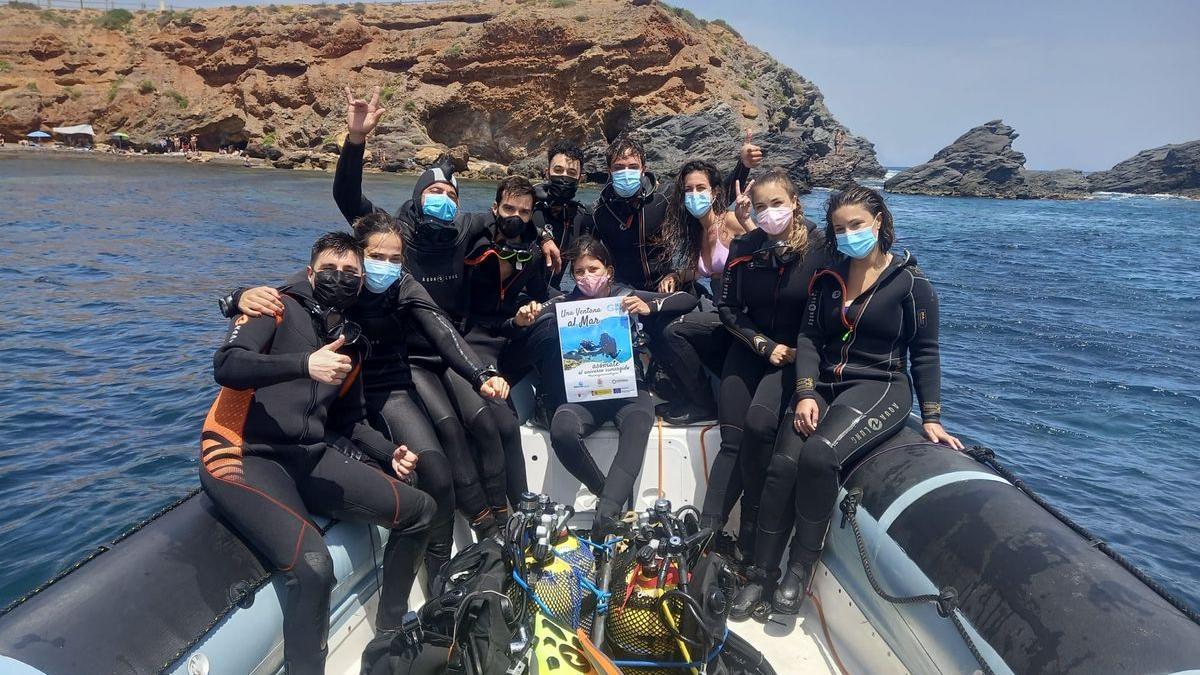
[885,120,1199,200]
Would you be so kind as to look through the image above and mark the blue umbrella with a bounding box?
[26,131,51,138]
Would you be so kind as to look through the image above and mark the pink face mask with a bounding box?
[756,206,793,235]
[576,272,610,297]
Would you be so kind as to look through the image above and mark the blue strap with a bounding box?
[610,627,729,669]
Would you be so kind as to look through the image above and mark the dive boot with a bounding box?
[730,566,772,622]
[772,560,816,614]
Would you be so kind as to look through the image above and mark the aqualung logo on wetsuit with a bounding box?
[850,400,901,445]
[227,314,250,343]
[420,273,460,284]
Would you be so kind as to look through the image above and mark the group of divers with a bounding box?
[198,87,963,673]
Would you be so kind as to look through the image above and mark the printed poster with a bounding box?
[555,297,638,402]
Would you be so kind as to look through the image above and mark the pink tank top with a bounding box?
[698,232,730,279]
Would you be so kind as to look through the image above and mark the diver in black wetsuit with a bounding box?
[524,236,697,535]
[692,170,828,618]
[201,232,435,675]
[739,185,963,618]
[531,140,589,289]
[442,176,555,517]
[224,213,511,589]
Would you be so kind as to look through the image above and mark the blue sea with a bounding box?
[1,152,1198,613]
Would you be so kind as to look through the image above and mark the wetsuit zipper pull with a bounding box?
[842,329,852,342]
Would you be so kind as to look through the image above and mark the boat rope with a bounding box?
[0,487,203,618]
[963,445,1200,626]
[839,488,997,675]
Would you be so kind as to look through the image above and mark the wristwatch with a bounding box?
[473,366,501,388]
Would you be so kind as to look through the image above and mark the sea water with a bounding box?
[1,152,1197,612]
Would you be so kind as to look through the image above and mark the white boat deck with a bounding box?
[324,424,908,674]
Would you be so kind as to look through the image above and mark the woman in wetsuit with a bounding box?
[695,169,829,619]
[230,213,511,587]
[654,159,756,424]
[741,184,962,617]
[525,236,697,535]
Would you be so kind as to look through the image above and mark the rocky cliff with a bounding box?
[1087,141,1200,198]
[0,0,882,186]
[884,120,1089,199]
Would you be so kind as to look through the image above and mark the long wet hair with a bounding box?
[751,167,809,254]
[824,184,895,257]
[655,159,728,276]
[351,211,405,261]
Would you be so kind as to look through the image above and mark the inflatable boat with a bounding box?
[2,414,1199,675]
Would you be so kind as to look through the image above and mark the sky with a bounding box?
[683,0,1200,170]
[156,0,1199,170]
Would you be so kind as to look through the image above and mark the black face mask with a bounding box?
[546,175,578,203]
[495,214,528,239]
[312,270,361,311]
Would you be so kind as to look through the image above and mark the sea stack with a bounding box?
[884,120,1088,199]
[1087,140,1200,198]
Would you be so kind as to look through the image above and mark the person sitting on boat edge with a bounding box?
[698,169,829,613]
[532,139,589,290]
[521,236,698,538]
[223,213,511,590]
[652,158,757,425]
[736,185,963,619]
[201,232,435,675]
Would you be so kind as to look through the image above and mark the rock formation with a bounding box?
[0,0,882,185]
[1087,141,1200,198]
[884,120,1088,199]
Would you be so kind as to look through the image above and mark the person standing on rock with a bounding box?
[532,139,589,289]
[834,128,845,156]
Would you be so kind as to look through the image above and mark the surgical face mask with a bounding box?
[547,175,578,203]
[312,270,361,310]
[836,227,878,259]
[755,206,793,235]
[684,190,713,218]
[422,192,458,222]
[495,214,527,239]
[611,168,642,198]
[363,258,403,293]
[575,271,610,297]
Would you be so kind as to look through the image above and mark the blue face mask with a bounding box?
[836,227,878,259]
[363,258,403,293]
[422,192,458,222]
[611,168,643,198]
[684,191,713,218]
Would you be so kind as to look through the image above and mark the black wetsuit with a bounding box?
[754,251,942,575]
[225,269,494,582]
[531,187,590,289]
[528,285,698,521]
[200,283,436,675]
[699,225,828,553]
[333,141,502,574]
[435,237,554,514]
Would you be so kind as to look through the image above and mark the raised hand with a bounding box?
[308,334,352,385]
[238,286,284,318]
[740,128,763,168]
[733,178,756,228]
[345,86,387,144]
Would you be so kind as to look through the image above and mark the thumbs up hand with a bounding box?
[308,334,352,385]
[740,128,763,168]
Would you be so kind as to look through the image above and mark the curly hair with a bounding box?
[750,167,809,254]
[654,159,727,276]
[823,184,894,257]
[605,133,645,169]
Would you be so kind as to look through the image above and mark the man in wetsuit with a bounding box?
[531,140,590,288]
[200,232,435,675]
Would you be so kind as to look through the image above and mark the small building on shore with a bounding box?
[51,124,95,148]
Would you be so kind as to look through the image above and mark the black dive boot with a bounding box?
[730,566,772,621]
[423,552,451,595]
[772,560,816,614]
